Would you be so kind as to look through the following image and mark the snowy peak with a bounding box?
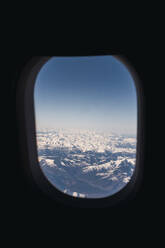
[36,129,136,198]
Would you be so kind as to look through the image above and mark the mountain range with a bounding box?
[37,129,136,198]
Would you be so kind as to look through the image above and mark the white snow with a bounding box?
[37,128,136,198]
[36,128,136,154]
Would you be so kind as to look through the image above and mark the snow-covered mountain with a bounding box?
[36,129,136,198]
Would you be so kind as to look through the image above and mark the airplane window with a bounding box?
[34,56,137,199]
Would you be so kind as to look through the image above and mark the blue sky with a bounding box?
[34,56,137,135]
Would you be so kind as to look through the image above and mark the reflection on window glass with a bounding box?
[34,56,137,198]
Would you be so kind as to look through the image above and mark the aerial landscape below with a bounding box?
[34,55,137,199]
[37,128,136,198]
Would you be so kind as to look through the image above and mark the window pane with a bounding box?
[34,56,137,198]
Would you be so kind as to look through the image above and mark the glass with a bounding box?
[34,56,137,198]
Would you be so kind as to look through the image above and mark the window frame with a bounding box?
[16,52,144,208]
